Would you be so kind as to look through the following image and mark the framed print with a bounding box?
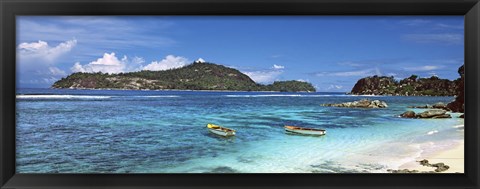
[1,0,479,189]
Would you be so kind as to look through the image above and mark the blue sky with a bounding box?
[16,16,464,91]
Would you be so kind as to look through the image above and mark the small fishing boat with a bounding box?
[206,123,236,137]
[284,125,326,135]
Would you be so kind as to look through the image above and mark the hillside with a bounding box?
[52,62,316,92]
[350,75,458,96]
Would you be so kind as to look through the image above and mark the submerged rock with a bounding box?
[408,104,432,109]
[321,99,388,108]
[206,166,238,173]
[459,114,465,118]
[400,111,416,118]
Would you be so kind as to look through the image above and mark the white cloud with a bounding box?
[243,70,283,84]
[337,61,362,67]
[242,64,286,83]
[327,85,344,90]
[132,56,145,65]
[403,33,463,45]
[386,73,398,77]
[272,64,285,69]
[195,58,206,63]
[400,19,431,26]
[17,39,77,63]
[427,72,438,77]
[296,79,308,82]
[436,23,463,30]
[71,52,127,73]
[71,62,86,73]
[143,55,190,71]
[48,67,67,76]
[404,65,441,71]
[315,68,382,77]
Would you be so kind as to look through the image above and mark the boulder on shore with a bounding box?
[321,99,388,108]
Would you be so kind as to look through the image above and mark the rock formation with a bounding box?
[321,99,388,108]
[350,75,457,96]
[400,109,451,119]
[447,65,465,113]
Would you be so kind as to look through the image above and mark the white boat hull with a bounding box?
[208,128,235,137]
[285,128,326,135]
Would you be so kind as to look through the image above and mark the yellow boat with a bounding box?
[284,125,326,135]
[206,123,236,137]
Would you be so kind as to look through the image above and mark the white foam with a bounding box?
[453,125,464,128]
[16,95,112,99]
[427,130,439,135]
[131,95,180,98]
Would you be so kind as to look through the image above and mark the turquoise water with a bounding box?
[16,89,464,173]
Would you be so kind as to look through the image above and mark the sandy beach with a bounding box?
[398,126,464,173]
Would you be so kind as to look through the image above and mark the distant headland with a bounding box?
[349,65,464,97]
[349,64,464,113]
[52,62,316,92]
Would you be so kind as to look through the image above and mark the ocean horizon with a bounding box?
[15,88,464,173]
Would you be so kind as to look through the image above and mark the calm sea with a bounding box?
[15,88,464,173]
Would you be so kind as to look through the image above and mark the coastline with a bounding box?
[397,128,464,173]
[47,87,317,93]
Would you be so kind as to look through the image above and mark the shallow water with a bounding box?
[16,88,464,173]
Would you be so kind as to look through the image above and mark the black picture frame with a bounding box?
[1,0,479,188]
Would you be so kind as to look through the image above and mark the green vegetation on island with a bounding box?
[52,62,316,92]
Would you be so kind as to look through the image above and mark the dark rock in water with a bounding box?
[408,102,449,110]
[401,110,452,119]
[321,99,388,108]
[459,114,465,118]
[400,111,416,118]
[430,163,450,172]
[409,104,432,109]
[416,110,449,119]
[387,169,420,173]
[447,65,464,113]
[418,159,429,166]
[206,166,238,173]
[416,159,450,172]
[432,102,447,109]
[431,114,452,119]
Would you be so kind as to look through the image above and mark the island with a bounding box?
[52,61,316,92]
